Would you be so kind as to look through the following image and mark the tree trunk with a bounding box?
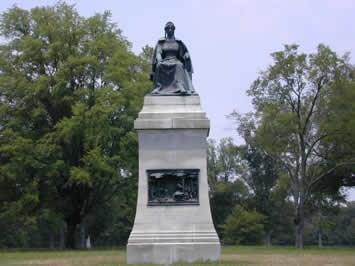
[264,230,272,247]
[318,230,323,248]
[60,226,65,249]
[80,223,85,249]
[49,232,55,248]
[65,223,77,249]
[295,148,306,249]
[295,203,304,248]
[295,223,303,248]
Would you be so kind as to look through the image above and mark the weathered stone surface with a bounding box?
[134,96,210,132]
[127,242,220,264]
[127,95,220,264]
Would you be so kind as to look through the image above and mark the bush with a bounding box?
[223,206,265,244]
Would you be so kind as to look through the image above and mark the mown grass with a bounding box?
[223,245,355,254]
[0,246,354,266]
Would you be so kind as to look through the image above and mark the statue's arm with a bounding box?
[179,40,193,74]
[151,42,163,81]
[156,45,163,63]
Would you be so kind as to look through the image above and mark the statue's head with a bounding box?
[164,21,175,38]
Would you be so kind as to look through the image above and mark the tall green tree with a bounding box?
[239,145,284,245]
[320,76,355,188]
[233,44,353,247]
[0,3,150,248]
[207,139,220,188]
[228,113,290,245]
[207,138,250,237]
[330,201,355,245]
[210,179,249,236]
[207,138,239,183]
[306,191,343,247]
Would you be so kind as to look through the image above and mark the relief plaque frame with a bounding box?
[147,169,199,206]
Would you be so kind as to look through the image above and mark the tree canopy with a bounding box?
[0,3,150,248]
[230,44,355,247]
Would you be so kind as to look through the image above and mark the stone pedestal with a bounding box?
[127,96,220,264]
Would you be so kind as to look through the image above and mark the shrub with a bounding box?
[223,206,265,244]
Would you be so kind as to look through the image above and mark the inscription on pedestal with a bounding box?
[147,169,199,206]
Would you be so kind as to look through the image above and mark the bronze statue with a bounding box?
[150,22,196,95]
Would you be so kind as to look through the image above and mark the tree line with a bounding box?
[0,3,152,249]
[214,43,355,247]
[0,3,354,249]
[208,138,355,247]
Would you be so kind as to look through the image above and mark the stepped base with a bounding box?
[127,230,220,264]
[127,242,220,264]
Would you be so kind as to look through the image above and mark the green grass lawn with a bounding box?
[0,246,354,266]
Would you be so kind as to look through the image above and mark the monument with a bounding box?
[127,22,221,264]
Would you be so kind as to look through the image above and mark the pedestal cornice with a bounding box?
[134,95,210,132]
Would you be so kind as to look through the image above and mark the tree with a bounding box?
[207,138,250,237]
[320,76,355,188]
[0,3,150,248]
[207,139,220,188]
[210,179,249,236]
[306,192,342,247]
[223,206,265,245]
[217,138,239,182]
[227,113,290,246]
[207,138,238,183]
[85,176,137,246]
[239,144,284,245]
[233,44,353,247]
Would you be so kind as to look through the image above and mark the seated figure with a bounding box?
[150,22,196,95]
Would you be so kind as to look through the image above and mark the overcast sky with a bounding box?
[1,0,354,200]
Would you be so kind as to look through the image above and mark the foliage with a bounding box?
[207,138,250,236]
[210,179,249,236]
[207,138,239,183]
[231,44,354,247]
[223,206,265,245]
[0,3,151,248]
[318,77,355,188]
[85,177,137,246]
[207,139,219,186]
[237,139,284,245]
[326,201,355,245]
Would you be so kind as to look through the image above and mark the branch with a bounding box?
[283,77,298,111]
[295,82,303,135]
[308,161,355,191]
[302,76,325,136]
[285,93,296,112]
[305,134,329,160]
